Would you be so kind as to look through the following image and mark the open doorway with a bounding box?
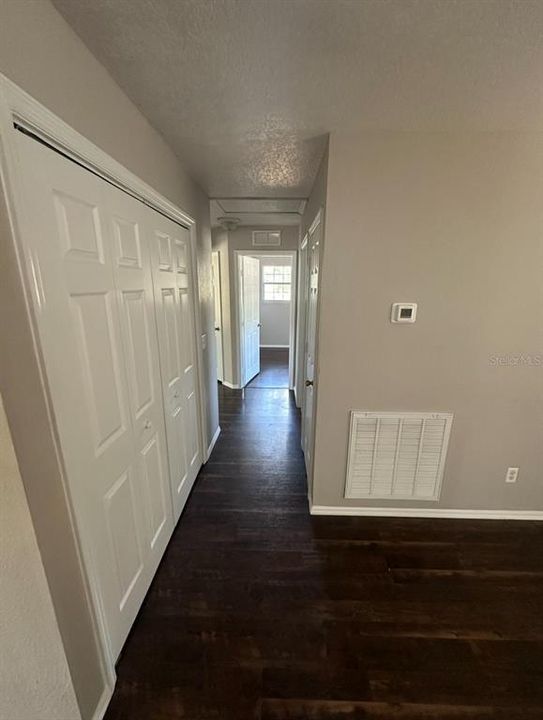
[236,250,297,390]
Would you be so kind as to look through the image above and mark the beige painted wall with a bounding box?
[0,1,218,718]
[0,393,80,720]
[212,225,299,386]
[313,131,543,511]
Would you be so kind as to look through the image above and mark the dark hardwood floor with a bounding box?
[105,385,543,719]
[247,348,290,388]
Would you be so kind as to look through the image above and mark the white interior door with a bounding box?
[211,251,224,382]
[302,221,321,480]
[240,255,261,385]
[14,131,174,659]
[151,217,202,521]
[295,237,309,407]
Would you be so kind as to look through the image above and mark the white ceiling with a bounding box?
[53,0,543,201]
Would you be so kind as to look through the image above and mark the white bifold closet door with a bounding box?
[151,217,201,521]
[14,130,201,659]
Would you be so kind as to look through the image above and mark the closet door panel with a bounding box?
[14,132,173,660]
[173,230,201,480]
[149,218,201,521]
[151,228,189,520]
[106,188,174,571]
[14,133,150,658]
[179,287,199,471]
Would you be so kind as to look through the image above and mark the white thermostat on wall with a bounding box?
[391,303,417,323]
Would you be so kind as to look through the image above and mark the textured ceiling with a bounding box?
[52,0,543,199]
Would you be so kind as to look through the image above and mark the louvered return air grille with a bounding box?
[345,412,453,501]
[252,230,281,247]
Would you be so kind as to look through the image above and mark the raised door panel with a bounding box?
[104,469,144,611]
[140,434,169,549]
[113,216,142,269]
[121,290,154,420]
[162,288,182,389]
[70,291,128,456]
[170,403,189,499]
[54,190,105,264]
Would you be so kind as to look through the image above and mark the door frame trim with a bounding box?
[0,73,207,713]
[234,249,298,389]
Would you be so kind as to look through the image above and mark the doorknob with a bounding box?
[215,326,220,331]
[305,380,314,387]
[257,323,262,328]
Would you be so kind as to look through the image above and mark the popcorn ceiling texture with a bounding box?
[52,0,543,198]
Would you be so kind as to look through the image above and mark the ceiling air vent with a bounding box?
[252,230,281,247]
[345,412,453,501]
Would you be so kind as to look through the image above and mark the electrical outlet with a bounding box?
[506,467,519,484]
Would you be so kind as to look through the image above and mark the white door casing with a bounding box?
[14,131,175,660]
[239,255,261,386]
[211,251,224,382]
[151,216,202,522]
[302,216,322,483]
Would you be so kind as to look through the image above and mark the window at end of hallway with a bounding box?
[262,265,291,302]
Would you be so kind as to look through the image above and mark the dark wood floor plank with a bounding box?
[247,348,290,388]
[104,381,543,720]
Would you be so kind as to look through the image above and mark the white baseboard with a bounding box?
[92,683,114,720]
[260,344,289,349]
[205,425,221,461]
[310,504,543,521]
[222,380,241,390]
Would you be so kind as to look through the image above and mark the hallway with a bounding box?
[104,386,543,720]
[247,348,290,389]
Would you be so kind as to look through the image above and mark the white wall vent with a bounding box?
[345,412,453,501]
[252,230,281,247]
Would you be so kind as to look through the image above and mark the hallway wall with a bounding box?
[0,394,80,720]
[212,225,299,387]
[0,1,218,718]
[312,131,543,513]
